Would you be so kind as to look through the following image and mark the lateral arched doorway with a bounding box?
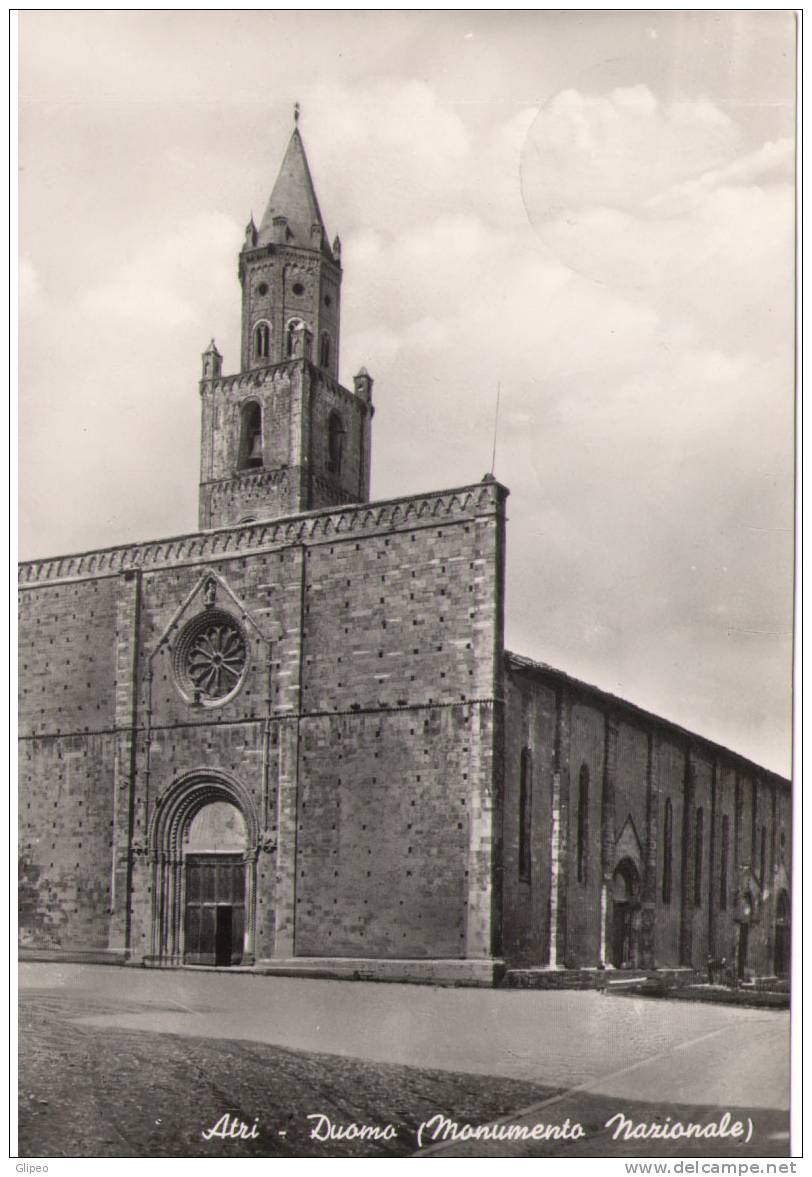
[611,858,641,969]
[774,890,790,977]
[148,772,259,968]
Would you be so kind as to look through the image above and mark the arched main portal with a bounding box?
[774,890,790,977]
[611,858,641,969]
[148,772,259,968]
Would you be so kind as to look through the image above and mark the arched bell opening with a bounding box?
[238,401,263,470]
[327,410,345,476]
[148,772,259,968]
[253,319,271,364]
[285,317,304,358]
[610,857,641,969]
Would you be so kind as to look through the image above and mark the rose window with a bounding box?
[174,609,248,706]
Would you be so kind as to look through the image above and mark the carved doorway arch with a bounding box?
[148,771,259,967]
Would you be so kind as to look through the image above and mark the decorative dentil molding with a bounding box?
[200,357,368,414]
[19,481,507,586]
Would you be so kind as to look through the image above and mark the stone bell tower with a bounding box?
[198,109,374,530]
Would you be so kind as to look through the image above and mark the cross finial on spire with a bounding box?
[294,101,300,125]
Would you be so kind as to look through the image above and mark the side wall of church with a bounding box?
[501,674,556,965]
[655,738,686,967]
[565,701,605,966]
[502,659,791,979]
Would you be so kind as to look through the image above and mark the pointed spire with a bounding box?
[257,119,329,252]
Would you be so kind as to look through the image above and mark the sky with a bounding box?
[17,11,796,774]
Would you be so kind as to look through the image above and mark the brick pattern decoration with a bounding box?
[294,707,482,959]
[18,579,118,735]
[19,733,115,950]
[18,578,119,951]
[301,517,499,713]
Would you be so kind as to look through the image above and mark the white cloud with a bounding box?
[19,257,41,312]
[522,85,739,218]
[648,136,794,213]
[78,211,239,330]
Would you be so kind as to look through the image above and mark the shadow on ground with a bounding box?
[18,990,788,1159]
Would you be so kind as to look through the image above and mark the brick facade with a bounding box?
[19,482,508,981]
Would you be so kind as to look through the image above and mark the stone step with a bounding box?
[504,968,613,990]
[503,967,699,991]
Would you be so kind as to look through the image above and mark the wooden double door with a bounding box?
[184,854,245,966]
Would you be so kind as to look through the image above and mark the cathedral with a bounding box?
[18,119,791,987]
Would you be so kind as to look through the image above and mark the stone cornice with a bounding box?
[310,368,371,413]
[19,479,508,587]
[238,241,341,272]
[200,360,365,413]
[201,467,291,492]
[308,473,361,508]
[199,359,301,397]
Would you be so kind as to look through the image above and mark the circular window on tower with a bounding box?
[292,281,305,296]
[256,282,269,296]
[173,608,248,708]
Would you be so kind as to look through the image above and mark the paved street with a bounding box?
[18,963,790,1158]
